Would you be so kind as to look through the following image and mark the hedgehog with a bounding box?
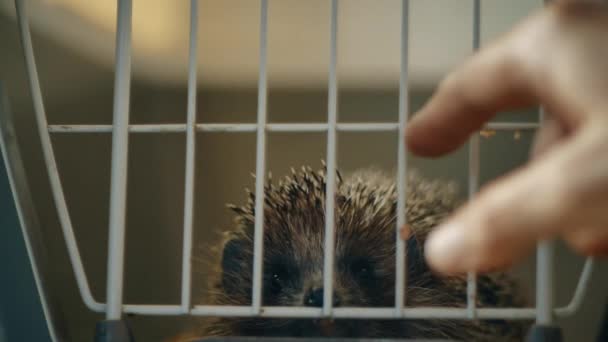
[176,165,531,341]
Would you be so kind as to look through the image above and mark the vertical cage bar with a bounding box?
[105,0,133,320]
[395,0,409,315]
[323,0,339,316]
[251,0,269,314]
[556,257,594,315]
[534,0,558,329]
[180,0,199,312]
[13,0,103,311]
[466,0,481,320]
[536,100,556,325]
[534,0,558,331]
[536,240,556,324]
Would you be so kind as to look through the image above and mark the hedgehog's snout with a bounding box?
[304,287,341,307]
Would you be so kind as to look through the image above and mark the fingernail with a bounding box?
[425,223,471,273]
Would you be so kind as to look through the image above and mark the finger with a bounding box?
[424,121,608,274]
[406,42,537,157]
[564,225,608,257]
[530,116,567,158]
[423,132,590,274]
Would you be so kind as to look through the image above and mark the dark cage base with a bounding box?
[199,338,456,342]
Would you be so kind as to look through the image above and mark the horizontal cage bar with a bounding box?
[81,304,587,320]
[46,122,539,134]
[82,256,593,318]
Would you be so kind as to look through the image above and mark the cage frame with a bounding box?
[2,0,599,341]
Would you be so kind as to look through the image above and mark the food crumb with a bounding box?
[514,130,521,140]
[480,129,496,138]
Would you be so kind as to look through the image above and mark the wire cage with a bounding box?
[0,0,601,341]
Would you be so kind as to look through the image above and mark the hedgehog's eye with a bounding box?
[350,257,375,280]
[270,273,283,293]
[268,264,290,295]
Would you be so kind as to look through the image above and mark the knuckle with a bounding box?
[498,51,525,82]
[566,224,608,257]
[496,48,537,95]
[437,71,482,114]
[499,31,546,89]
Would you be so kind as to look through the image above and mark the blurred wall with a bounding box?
[0,1,607,342]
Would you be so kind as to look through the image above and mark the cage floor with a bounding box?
[198,338,455,342]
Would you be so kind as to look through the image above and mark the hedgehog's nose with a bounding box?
[305,288,341,307]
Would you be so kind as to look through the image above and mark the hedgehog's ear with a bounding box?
[221,237,249,294]
[221,237,246,272]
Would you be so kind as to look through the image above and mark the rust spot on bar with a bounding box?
[400,224,412,240]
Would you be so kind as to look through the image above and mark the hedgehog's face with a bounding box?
[258,227,395,309]
[218,212,425,337]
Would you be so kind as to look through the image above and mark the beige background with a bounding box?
[0,1,606,341]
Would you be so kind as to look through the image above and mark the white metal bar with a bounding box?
[47,123,255,133]
[268,123,327,132]
[85,255,592,317]
[200,123,258,132]
[336,123,398,131]
[13,0,104,313]
[250,0,269,315]
[93,293,593,318]
[485,122,539,130]
[48,125,115,133]
[466,0,481,320]
[90,259,595,318]
[190,305,538,319]
[323,0,339,317]
[394,0,409,316]
[124,305,183,315]
[105,0,133,320]
[331,307,536,320]
[536,241,555,324]
[0,85,61,342]
[555,258,594,316]
[536,60,556,324]
[47,123,395,133]
[536,0,562,316]
[47,122,539,134]
[180,0,199,313]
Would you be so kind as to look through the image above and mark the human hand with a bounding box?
[406,0,608,274]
